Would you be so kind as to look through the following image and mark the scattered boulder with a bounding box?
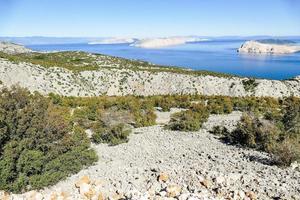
[158,172,169,182]
[246,191,257,200]
[166,184,182,198]
[0,191,10,200]
[75,176,91,188]
[79,183,96,199]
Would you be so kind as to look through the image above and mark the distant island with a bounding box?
[131,37,210,48]
[238,39,300,54]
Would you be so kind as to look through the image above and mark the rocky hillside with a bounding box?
[1,111,299,200]
[238,40,300,54]
[0,41,33,54]
[0,42,300,98]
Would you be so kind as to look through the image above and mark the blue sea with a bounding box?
[28,40,300,80]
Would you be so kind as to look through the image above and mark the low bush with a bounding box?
[92,123,132,146]
[207,96,233,114]
[210,126,230,136]
[282,97,300,135]
[166,103,209,131]
[223,113,280,152]
[272,137,300,166]
[242,78,258,92]
[213,109,300,166]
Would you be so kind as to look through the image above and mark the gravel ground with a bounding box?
[3,112,300,200]
[41,112,299,200]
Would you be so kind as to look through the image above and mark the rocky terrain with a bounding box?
[238,40,300,54]
[1,111,299,200]
[0,41,33,54]
[1,42,300,200]
[0,42,300,98]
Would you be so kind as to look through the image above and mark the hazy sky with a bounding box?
[1,0,300,37]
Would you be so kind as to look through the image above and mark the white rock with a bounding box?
[238,40,300,54]
[291,161,299,170]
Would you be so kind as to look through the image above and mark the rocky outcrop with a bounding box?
[238,40,300,54]
[0,42,33,54]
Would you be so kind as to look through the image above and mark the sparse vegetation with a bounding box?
[1,85,300,193]
[0,51,235,77]
[211,97,300,166]
[222,113,280,152]
[242,78,258,92]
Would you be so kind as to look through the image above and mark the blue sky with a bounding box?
[0,0,300,37]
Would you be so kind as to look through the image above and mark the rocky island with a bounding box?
[131,37,209,49]
[238,39,300,54]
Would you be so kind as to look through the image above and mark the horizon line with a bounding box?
[1,35,300,38]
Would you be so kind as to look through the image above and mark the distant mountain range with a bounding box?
[1,36,300,45]
[0,37,99,45]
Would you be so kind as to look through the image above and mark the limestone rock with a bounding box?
[0,191,10,200]
[75,176,91,188]
[158,172,169,182]
[79,183,95,199]
[246,191,257,200]
[166,184,182,198]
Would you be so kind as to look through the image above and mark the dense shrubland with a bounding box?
[0,87,97,192]
[1,86,300,192]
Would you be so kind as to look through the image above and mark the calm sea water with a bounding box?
[28,40,300,80]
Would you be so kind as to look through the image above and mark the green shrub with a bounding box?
[134,109,156,127]
[282,97,300,135]
[92,123,131,146]
[210,126,230,136]
[242,79,258,92]
[272,137,300,166]
[0,87,97,193]
[207,96,233,114]
[166,103,209,132]
[223,113,280,152]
